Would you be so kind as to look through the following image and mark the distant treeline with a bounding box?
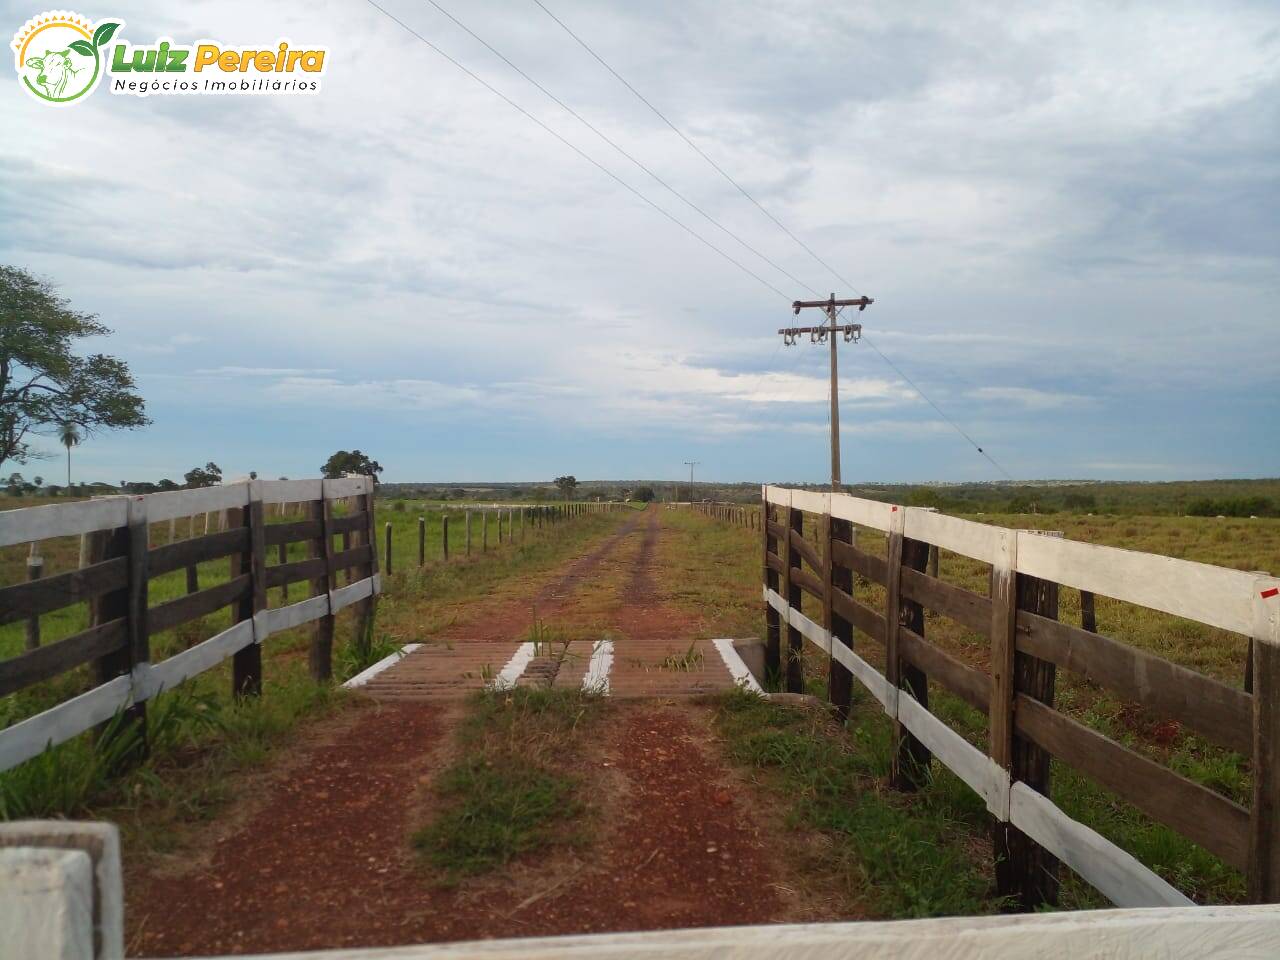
[374,478,1280,517]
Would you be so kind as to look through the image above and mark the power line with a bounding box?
[422,0,817,296]
[531,0,1014,479]
[360,0,792,302]
[861,334,1015,481]
[532,0,860,297]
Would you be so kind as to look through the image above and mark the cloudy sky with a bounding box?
[3,0,1277,485]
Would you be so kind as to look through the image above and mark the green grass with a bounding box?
[413,687,602,880]
[712,688,998,918]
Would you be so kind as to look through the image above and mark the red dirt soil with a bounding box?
[127,509,798,957]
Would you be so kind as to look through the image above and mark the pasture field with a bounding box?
[657,507,1280,909]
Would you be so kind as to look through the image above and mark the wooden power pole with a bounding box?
[683,460,699,504]
[780,294,873,490]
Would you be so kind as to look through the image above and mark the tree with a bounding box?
[632,485,656,503]
[554,475,578,500]
[321,449,383,483]
[57,421,80,490]
[156,478,179,491]
[0,266,148,471]
[184,462,222,488]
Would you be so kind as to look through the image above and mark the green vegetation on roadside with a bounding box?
[712,688,996,917]
[413,688,603,880]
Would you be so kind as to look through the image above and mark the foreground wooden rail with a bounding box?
[705,486,1280,908]
[0,477,381,773]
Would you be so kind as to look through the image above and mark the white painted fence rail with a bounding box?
[0,477,382,775]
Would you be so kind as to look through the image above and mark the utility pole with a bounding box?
[780,294,873,491]
[683,460,699,504]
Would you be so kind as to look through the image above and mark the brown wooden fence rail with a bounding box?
[724,486,1280,909]
[0,476,380,774]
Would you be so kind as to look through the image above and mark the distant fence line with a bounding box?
[380,501,624,574]
[695,489,1280,908]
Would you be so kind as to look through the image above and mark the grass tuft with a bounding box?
[413,687,602,881]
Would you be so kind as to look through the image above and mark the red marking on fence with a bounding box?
[1262,587,1280,600]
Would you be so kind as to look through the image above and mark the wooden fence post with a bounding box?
[1081,590,1097,633]
[762,489,781,683]
[442,514,450,562]
[353,483,379,653]
[827,509,855,722]
[498,510,504,545]
[785,503,804,693]
[887,518,931,791]
[1248,583,1280,901]
[308,496,335,682]
[24,549,42,650]
[418,516,426,567]
[89,496,148,763]
[384,521,393,574]
[992,530,1061,909]
[185,513,200,595]
[228,485,265,698]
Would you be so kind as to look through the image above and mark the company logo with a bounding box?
[12,11,327,105]
[12,12,118,103]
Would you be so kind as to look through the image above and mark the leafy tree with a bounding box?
[6,472,25,495]
[1063,492,1097,511]
[554,475,578,500]
[0,266,148,471]
[450,487,466,500]
[632,485,656,503]
[321,449,384,483]
[156,478,179,491]
[184,462,222,488]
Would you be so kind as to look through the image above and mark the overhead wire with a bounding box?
[530,0,1014,478]
[421,0,818,296]
[360,0,793,302]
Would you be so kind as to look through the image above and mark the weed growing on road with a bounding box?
[414,687,604,881]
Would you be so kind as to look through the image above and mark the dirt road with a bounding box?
[126,508,828,956]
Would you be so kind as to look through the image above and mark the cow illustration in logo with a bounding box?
[11,12,121,104]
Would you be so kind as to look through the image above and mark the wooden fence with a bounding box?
[0,477,381,774]
[706,486,1280,909]
[386,501,624,573]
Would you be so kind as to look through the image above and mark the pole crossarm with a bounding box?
[792,295,873,314]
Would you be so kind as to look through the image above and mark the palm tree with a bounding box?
[58,423,80,492]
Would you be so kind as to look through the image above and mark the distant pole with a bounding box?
[418,517,426,566]
[684,460,700,504]
[442,514,450,562]
[384,521,393,575]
